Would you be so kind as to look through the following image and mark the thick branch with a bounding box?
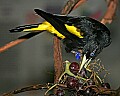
[53,37,63,83]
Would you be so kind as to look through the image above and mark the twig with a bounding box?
[61,0,87,15]
[73,0,87,10]
[101,0,118,24]
[0,33,40,53]
[2,84,48,96]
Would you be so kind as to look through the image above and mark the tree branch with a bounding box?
[101,0,118,24]
[61,0,87,15]
[0,33,40,53]
[2,84,48,96]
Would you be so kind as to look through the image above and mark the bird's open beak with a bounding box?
[79,54,92,72]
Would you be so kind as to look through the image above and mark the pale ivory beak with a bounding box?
[79,54,92,72]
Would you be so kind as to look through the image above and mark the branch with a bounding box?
[53,37,63,84]
[0,33,40,53]
[2,84,48,96]
[61,0,87,15]
[101,0,118,24]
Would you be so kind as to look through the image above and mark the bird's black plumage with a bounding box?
[10,24,40,32]
[10,9,111,60]
[66,16,111,59]
[34,9,111,59]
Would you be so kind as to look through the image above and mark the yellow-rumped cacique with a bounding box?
[10,9,111,70]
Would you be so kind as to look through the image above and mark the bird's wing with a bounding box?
[34,9,83,43]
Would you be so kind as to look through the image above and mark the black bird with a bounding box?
[10,9,111,70]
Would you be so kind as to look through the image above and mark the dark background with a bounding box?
[0,0,119,95]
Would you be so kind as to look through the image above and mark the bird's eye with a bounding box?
[90,52,95,57]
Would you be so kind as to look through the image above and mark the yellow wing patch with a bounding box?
[65,24,83,38]
[23,21,65,39]
[23,21,83,39]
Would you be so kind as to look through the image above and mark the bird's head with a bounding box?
[70,46,100,71]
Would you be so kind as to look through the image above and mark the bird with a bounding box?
[9,9,111,71]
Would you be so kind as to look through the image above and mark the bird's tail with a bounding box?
[9,23,41,33]
[10,9,68,34]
